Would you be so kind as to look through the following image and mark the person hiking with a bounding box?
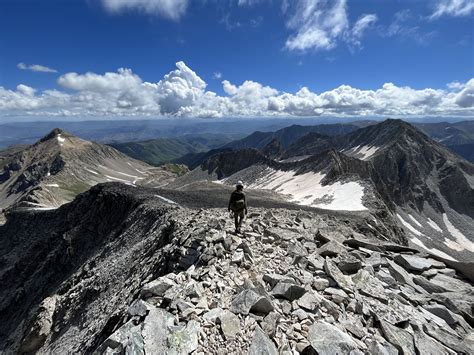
[228,181,247,234]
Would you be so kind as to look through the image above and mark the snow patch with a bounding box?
[44,183,59,188]
[155,194,177,204]
[408,214,422,228]
[249,169,367,211]
[427,218,443,233]
[356,145,380,160]
[442,213,474,252]
[85,168,99,175]
[397,214,424,236]
[104,175,131,183]
[57,134,65,145]
[411,237,457,261]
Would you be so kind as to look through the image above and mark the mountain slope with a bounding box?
[176,119,474,261]
[1,183,472,353]
[109,134,237,166]
[0,129,178,211]
[223,123,359,151]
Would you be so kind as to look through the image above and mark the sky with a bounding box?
[0,0,473,121]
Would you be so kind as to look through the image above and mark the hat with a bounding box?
[236,180,244,188]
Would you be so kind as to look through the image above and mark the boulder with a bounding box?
[297,291,321,312]
[218,310,241,340]
[423,305,457,326]
[271,282,306,301]
[338,256,363,274]
[306,321,358,354]
[318,240,347,257]
[140,277,176,298]
[142,307,175,354]
[379,320,415,355]
[394,255,444,272]
[248,326,278,355]
[263,273,296,288]
[230,289,274,315]
[413,276,447,293]
[324,258,353,292]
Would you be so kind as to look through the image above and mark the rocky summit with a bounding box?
[1,183,472,354]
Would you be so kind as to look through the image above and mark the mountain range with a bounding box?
[0,119,473,354]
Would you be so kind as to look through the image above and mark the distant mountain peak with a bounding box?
[38,128,70,143]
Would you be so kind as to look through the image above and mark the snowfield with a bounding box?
[411,236,457,261]
[396,213,424,237]
[248,169,367,211]
[344,145,380,160]
[442,213,474,253]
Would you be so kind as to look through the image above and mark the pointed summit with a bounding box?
[38,128,70,143]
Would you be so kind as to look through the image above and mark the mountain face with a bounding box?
[109,133,237,166]
[181,120,474,262]
[0,129,179,212]
[1,183,472,353]
[223,123,360,151]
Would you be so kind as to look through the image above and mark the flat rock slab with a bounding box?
[230,289,274,315]
[395,255,444,272]
[379,320,416,355]
[324,258,354,292]
[307,321,358,354]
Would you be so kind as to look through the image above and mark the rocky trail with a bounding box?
[0,183,472,354]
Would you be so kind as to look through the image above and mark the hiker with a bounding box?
[228,181,247,234]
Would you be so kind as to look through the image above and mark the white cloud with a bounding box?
[1,62,473,119]
[350,14,377,46]
[102,0,188,20]
[213,72,222,80]
[430,0,474,19]
[284,0,376,52]
[17,62,57,73]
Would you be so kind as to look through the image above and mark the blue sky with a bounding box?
[0,0,473,120]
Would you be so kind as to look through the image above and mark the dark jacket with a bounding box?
[228,190,247,213]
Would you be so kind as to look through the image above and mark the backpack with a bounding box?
[232,199,246,212]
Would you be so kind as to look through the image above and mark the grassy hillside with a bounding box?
[109,133,239,166]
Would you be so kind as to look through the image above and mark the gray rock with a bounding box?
[367,340,398,355]
[297,291,321,312]
[318,240,348,257]
[288,240,308,257]
[325,287,349,304]
[412,325,454,355]
[413,276,447,293]
[376,269,397,286]
[167,320,200,354]
[142,307,175,355]
[263,273,295,288]
[306,255,325,270]
[218,310,240,340]
[429,273,472,293]
[271,282,306,301]
[379,320,415,355]
[19,296,57,354]
[324,258,353,292]
[313,277,330,291]
[338,256,363,274]
[140,277,176,298]
[394,255,443,272]
[306,321,358,354]
[128,299,149,317]
[248,326,278,355]
[387,260,414,286]
[423,305,457,326]
[231,250,244,264]
[96,320,144,355]
[230,289,274,315]
[423,323,470,353]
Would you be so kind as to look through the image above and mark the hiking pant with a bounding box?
[234,210,244,232]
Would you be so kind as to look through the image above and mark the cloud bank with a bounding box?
[1,61,473,119]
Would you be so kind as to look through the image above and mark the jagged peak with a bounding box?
[38,128,72,143]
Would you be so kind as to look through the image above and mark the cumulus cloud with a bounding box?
[284,0,376,52]
[0,61,473,119]
[17,62,57,73]
[102,0,188,20]
[430,0,474,19]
